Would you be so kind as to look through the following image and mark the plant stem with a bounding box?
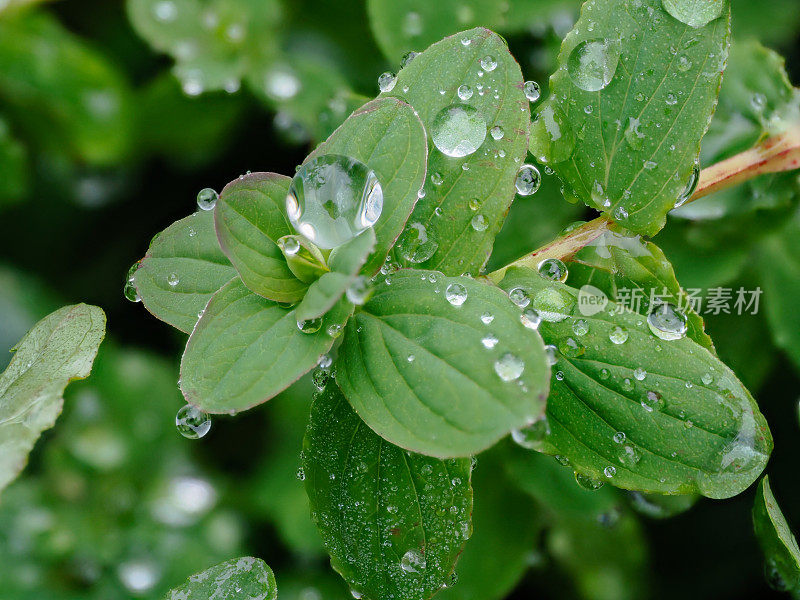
[486,124,800,284]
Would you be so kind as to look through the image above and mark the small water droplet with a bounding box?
[567,39,620,92]
[494,353,524,381]
[609,326,629,344]
[480,311,494,324]
[511,417,550,449]
[471,214,488,231]
[431,104,487,157]
[508,287,530,308]
[297,317,323,334]
[457,84,473,101]
[523,80,541,103]
[532,287,575,322]
[674,160,700,208]
[400,549,426,573]
[397,222,438,263]
[647,302,688,340]
[521,308,542,330]
[378,71,397,93]
[167,272,179,287]
[401,51,418,68]
[481,334,499,349]
[572,319,589,336]
[537,258,568,282]
[197,188,218,211]
[633,367,647,381]
[175,405,211,439]
[515,164,541,196]
[480,55,497,71]
[604,465,616,478]
[575,472,605,490]
[490,125,504,140]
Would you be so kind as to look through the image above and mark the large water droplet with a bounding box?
[508,287,530,308]
[511,417,550,449]
[523,80,541,103]
[457,84,473,101]
[567,39,620,92]
[575,471,604,490]
[609,326,629,344]
[400,549,426,573]
[197,187,218,211]
[661,0,725,28]
[480,55,497,71]
[530,102,575,164]
[515,164,542,196]
[124,262,141,302]
[378,71,397,92]
[431,104,487,157]
[537,258,568,282]
[175,404,211,439]
[494,353,524,381]
[532,287,575,322]
[674,160,700,208]
[297,317,323,334]
[396,222,438,264]
[647,302,688,340]
[286,154,383,249]
[445,282,468,306]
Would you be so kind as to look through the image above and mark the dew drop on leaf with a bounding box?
[167,272,179,287]
[175,404,211,439]
[479,55,497,71]
[396,222,438,264]
[521,308,542,330]
[286,154,383,249]
[532,287,575,322]
[431,104,487,158]
[346,276,371,305]
[197,187,218,211]
[515,164,542,196]
[494,352,524,381]
[523,80,541,103]
[661,0,725,28]
[508,287,531,308]
[457,84,473,101]
[567,39,620,92]
[445,282,468,306]
[470,214,488,231]
[378,71,397,93]
[530,102,575,164]
[490,125,504,140]
[400,51,418,68]
[297,317,323,334]
[574,471,604,491]
[537,258,568,282]
[511,417,550,449]
[400,549,426,573]
[647,302,688,340]
[609,326,629,344]
[674,160,700,208]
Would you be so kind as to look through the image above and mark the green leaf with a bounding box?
[180,277,351,413]
[565,231,714,351]
[132,210,238,334]
[438,449,541,600]
[753,476,800,594]
[0,10,133,165]
[366,0,506,60]
[0,304,106,494]
[533,0,730,236]
[336,269,549,458]
[126,0,281,94]
[386,27,531,275]
[498,266,771,499]
[306,97,427,275]
[215,172,308,302]
[296,229,378,322]
[295,272,353,323]
[302,381,473,600]
[758,214,800,371]
[329,228,377,275]
[164,556,277,600]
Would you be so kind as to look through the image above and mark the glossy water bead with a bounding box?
[286,154,383,249]
[175,404,211,439]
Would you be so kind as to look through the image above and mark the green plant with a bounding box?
[2,0,800,598]
[118,0,800,596]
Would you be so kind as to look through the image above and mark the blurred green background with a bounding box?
[1,0,799,598]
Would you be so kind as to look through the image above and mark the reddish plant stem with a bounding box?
[487,124,800,284]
